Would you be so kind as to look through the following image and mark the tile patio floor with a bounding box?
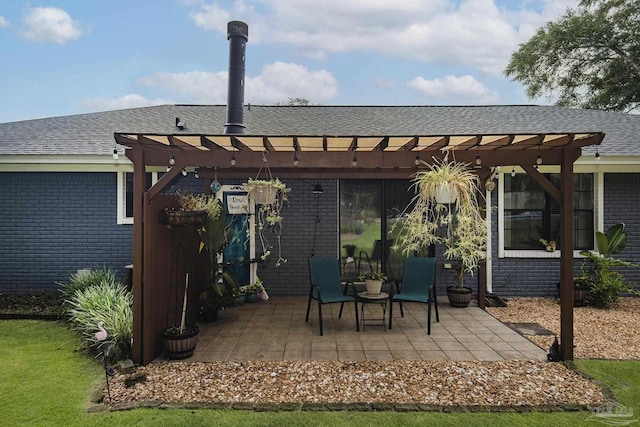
[185,296,546,363]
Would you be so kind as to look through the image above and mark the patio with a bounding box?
[184,296,546,363]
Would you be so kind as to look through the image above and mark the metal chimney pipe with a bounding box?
[224,21,248,135]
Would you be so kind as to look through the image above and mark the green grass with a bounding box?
[1,319,638,426]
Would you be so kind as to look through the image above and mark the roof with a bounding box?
[1,104,639,157]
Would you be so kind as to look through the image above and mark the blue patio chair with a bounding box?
[389,257,439,334]
[306,256,360,336]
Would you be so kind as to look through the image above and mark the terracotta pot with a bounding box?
[447,286,472,308]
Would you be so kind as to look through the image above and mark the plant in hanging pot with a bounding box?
[393,157,487,308]
[358,271,387,295]
[245,177,290,266]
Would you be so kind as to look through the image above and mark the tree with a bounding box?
[505,0,640,112]
[274,97,312,106]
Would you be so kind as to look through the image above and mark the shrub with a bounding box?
[58,267,118,299]
[66,282,133,363]
[580,251,637,308]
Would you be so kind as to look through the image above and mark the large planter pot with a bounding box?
[235,294,247,306]
[161,326,199,360]
[365,279,383,295]
[556,282,590,307]
[245,292,260,303]
[447,286,473,308]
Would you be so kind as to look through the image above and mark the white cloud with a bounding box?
[0,16,9,28]
[248,62,338,103]
[407,75,499,104]
[135,62,338,105]
[21,7,83,44]
[79,94,172,112]
[188,0,579,75]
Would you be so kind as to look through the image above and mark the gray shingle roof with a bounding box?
[1,104,638,156]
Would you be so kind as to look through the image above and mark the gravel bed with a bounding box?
[106,360,604,410]
[103,297,640,410]
[487,297,640,360]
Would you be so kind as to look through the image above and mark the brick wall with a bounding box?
[491,172,640,297]
[0,172,133,293]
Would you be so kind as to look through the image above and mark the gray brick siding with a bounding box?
[0,172,133,293]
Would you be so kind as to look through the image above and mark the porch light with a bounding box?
[230,152,236,166]
[182,168,187,177]
[112,147,119,160]
[312,183,323,194]
[352,154,357,167]
[415,154,420,166]
[194,168,199,179]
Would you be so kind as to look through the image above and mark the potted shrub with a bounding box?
[161,273,199,359]
[358,271,387,295]
[393,157,487,308]
[245,178,290,266]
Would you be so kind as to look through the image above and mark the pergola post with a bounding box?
[559,149,576,360]
[130,148,145,364]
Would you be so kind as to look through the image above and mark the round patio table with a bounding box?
[356,291,389,331]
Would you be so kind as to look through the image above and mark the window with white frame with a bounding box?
[502,173,594,251]
[117,171,156,224]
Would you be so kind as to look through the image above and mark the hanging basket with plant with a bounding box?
[244,154,290,266]
[393,155,487,303]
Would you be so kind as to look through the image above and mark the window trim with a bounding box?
[117,171,157,225]
[498,171,599,258]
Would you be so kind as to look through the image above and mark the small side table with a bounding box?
[356,291,389,331]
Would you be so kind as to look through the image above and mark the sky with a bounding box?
[0,0,580,123]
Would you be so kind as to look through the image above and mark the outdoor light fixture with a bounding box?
[415,154,421,166]
[230,152,236,166]
[182,168,187,177]
[595,148,601,160]
[112,146,119,160]
[536,142,543,165]
[175,117,186,130]
[293,152,299,167]
[166,166,172,172]
[194,168,199,179]
[511,167,516,177]
[312,182,323,194]
[352,154,357,167]
[169,153,176,166]
[475,153,482,166]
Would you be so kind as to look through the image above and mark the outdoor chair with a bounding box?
[306,256,360,336]
[389,256,439,334]
[357,239,394,275]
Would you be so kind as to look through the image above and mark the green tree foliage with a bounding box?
[505,0,640,112]
[274,97,312,106]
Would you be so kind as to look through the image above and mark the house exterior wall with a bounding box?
[491,172,640,297]
[0,172,133,293]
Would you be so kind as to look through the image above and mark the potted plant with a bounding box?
[245,177,290,266]
[393,157,487,308]
[358,271,387,295]
[161,273,199,359]
[242,278,266,303]
[539,238,556,252]
[578,223,637,308]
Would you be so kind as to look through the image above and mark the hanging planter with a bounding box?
[393,155,487,305]
[244,154,290,266]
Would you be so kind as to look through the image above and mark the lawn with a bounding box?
[1,319,637,426]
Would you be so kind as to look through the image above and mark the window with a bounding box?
[117,171,155,224]
[339,179,412,280]
[503,173,593,250]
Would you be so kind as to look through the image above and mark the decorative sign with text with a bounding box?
[227,194,249,214]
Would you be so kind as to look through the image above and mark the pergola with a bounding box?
[115,130,604,365]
